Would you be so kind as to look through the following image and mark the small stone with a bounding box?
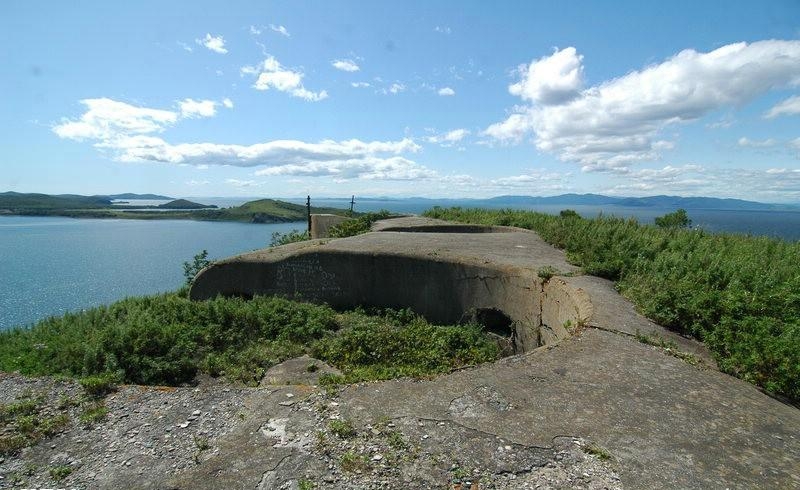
[372,454,383,461]
[192,410,202,416]
[286,393,295,398]
[422,434,429,440]
[279,401,296,407]
[179,422,190,428]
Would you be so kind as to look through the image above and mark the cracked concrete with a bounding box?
[4,217,796,489]
[186,216,800,488]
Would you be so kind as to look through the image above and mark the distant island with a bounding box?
[0,192,351,223]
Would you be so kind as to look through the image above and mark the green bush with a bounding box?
[655,208,691,229]
[0,293,500,388]
[423,206,800,403]
[183,250,211,286]
[270,229,309,247]
[328,211,393,238]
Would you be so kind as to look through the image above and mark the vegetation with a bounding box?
[423,206,800,404]
[0,394,70,455]
[183,250,212,286]
[654,208,691,229]
[328,419,357,439]
[328,210,394,238]
[270,229,310,247]
[0,294,500,388]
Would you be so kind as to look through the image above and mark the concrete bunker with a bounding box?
[190,245,591,355]
[375,224,508,234]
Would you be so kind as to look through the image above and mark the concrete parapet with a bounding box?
[310,214,349,239]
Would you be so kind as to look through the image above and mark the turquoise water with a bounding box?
[0,217,307,330]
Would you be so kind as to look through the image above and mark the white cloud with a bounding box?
[382,83,405,95]
[222,98,234,109]
[486,40,800,172]
[706,115,736,129]
[178,42,193,53]
[490,169,570,188]
[484,113,531,143]
[244,56,328,101]
[426,128,470,146]
[332,59,360,72]
[186,179,210,186]
[178,99,217,118]
[351,82,371,88]
[434,26,452,34]
[438,87,455,96]
[509,47,584,105]
[790,137,800,150]
[255,156,435,181]
[196,34,228,54]
[53,98,178,140]
[249,25,262,35]
[269,24,290,37]
[54,98,438,182]
[226,178,263,187]
[737,137,777,148]
[764,95,800,118]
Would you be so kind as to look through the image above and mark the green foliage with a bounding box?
[49,464,73,481]
[270,229,310,247]
[329,419,357,439]
[183,250,211,286]
[79,372,119,398]
[340,451,369,473]
[655,208,691,229]
[0,292,499,388]
[311,310,499,383]
[79,402,109,425]
[537,266,559,280]
[298,478,316,490]
[582,442,612,461]
[559,209,581,219]
[0,395,70,455]
[328,210,393,238]
[423,206,800,404]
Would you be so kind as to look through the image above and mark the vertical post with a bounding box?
[349,195,355,215]
[306,195,311,235]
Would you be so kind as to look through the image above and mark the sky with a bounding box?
[2,1,800,202]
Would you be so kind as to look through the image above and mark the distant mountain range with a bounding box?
[104,193,173,200]
[347,193,797,211]
[483,194,797,210]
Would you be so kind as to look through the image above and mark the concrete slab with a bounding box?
[185,216,800,488]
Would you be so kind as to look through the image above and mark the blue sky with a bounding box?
[2,1,800,202]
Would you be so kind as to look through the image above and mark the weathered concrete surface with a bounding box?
[183,216,800,488]
[310,213,349,239]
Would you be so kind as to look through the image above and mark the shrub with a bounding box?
[655,208,691,229]
[328,211,393,238]
[0,292,500,388]
[183,250,211,286]
[270,229,310,247]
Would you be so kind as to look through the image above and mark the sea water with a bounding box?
[0,216,308,330]
[2,201,799,330]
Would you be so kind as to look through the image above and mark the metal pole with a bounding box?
[307,195,311,235]
[349,195,355,215]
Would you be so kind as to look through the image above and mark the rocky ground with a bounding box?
[0,361,621,489]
